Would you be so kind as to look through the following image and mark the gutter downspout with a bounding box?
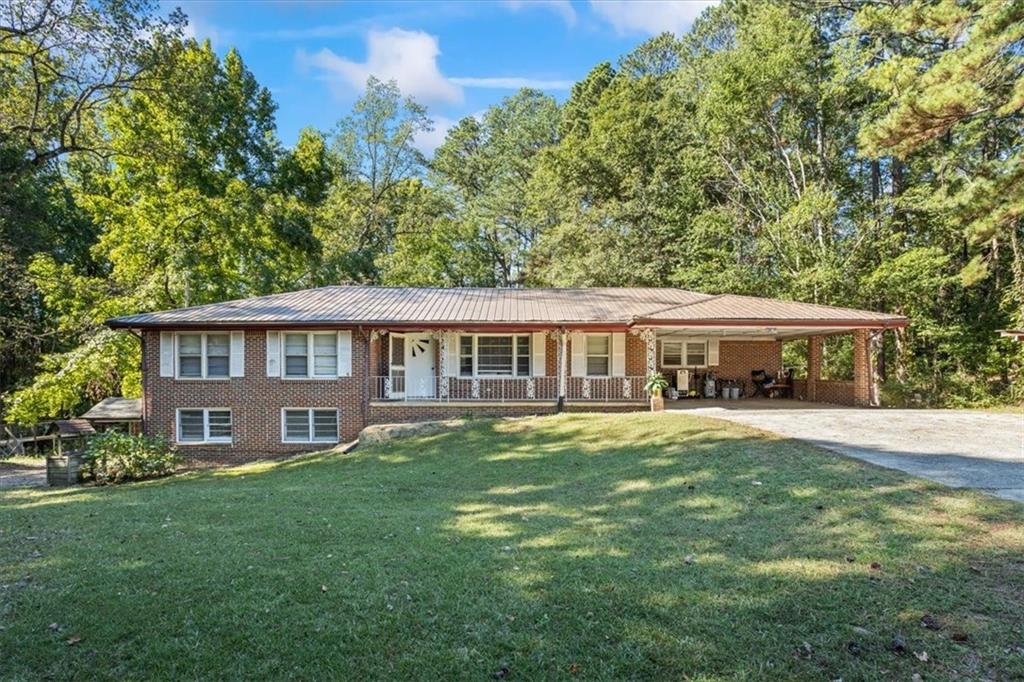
[127,329,146,433]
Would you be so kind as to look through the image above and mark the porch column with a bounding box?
[852,328,871,407]
[433,331,449,400]
[558,330,567,404]
[869,330,883,407]
[807,336,822,402]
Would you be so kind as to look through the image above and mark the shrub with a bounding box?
[82,432,179,484]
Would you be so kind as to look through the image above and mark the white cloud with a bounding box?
[449,76,574,90]
[298,28,575,105]
[590,0,717,36]
[298,29,463,105]
[502,0,577,26]
[181,14,225,46]
[412,115,458,157]
[414,110,488,156]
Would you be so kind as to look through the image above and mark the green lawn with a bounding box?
[2,413,1021,680]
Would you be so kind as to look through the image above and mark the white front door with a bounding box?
[404,334,435,398]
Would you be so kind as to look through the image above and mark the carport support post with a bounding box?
[852,328,871,407]
[807,336,822,402]
[869,330,883,407]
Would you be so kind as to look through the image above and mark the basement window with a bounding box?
[176,408,232,444]
[282,408,339,443]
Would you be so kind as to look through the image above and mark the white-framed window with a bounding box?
[661,339,709,368]
[585,334,610,376]
[685,341,707,367]
[176,408,232,444]
[457,335,531,377]
[176,332,230,379]
[459,335,473,376]
[283,331,339,378]
[281,408,339,443]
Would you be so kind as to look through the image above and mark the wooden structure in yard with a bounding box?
[81,397,142,434]
[44,419,95,486]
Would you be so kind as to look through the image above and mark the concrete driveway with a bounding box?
[668,401,1024,502]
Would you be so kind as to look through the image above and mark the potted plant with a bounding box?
[645,372,669,412]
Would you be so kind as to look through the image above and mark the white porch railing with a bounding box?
[370,376,647,403]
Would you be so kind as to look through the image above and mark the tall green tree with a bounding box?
[858,0,1024,314]
[6,39,320,423]
[0,0,183,171]
[317,77,432,283]
[424,89,560,286]
[528,40,703,287]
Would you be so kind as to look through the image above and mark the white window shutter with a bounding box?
[266,331,280,377]
[570,333,586,376]
[159,332,174,377]
[611,332,626,377]
[446,333,460,376]
[531,332,546,376]
[229,331,245,377]
[708,338,720,366]
[337,331,352,377]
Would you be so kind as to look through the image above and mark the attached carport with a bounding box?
[632,293,908,407]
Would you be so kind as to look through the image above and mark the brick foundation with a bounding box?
[368,402,559,425]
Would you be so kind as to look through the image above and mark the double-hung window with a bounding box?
[685,341,707,367]
[457,335,531,377]
[661,341,683,367]
[177,408,232,444]
[661,339,708,367]
[458,336,473,377]
[476,336,514,376]
[585,335,610,376]
[283,332,338,378]
[282,408,339,443]
[177,333,230,379]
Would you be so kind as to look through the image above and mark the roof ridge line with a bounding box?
[633,293,724,320]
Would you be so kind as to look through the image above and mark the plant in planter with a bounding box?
[645,372,669,412]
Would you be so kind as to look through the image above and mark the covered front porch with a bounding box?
[367,324,889,408]
[368,328,647,406]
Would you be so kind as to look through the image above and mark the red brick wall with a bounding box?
[626,334,647,376]
[716,340,782,380]
[143,329,369,464]
[655,339,783,395]
[792,378,857,405]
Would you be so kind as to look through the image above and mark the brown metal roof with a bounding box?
[637,294,906,323]
[106,286,906,329]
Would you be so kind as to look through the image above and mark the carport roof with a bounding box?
[105,286,907,329]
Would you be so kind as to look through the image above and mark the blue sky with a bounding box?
[169,1,716,153]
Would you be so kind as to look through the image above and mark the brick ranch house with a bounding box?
[107,286,907,463]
